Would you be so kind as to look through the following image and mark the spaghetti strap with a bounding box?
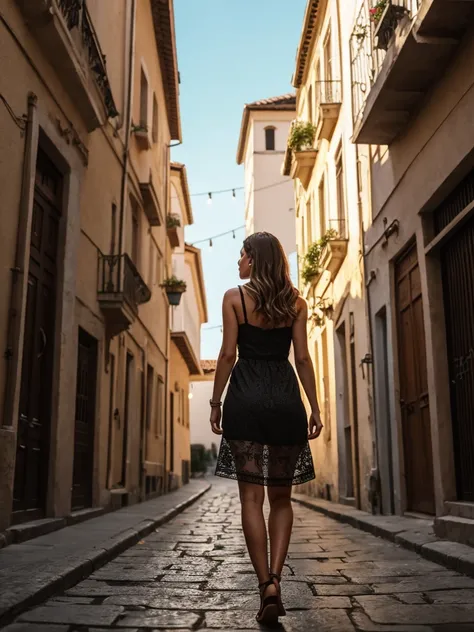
[238,286,248,324]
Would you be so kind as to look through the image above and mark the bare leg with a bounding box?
[238,481,277,597]
[267,485,293,580]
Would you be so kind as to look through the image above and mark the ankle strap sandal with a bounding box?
[269,570,286,617]
[256,578,279,624]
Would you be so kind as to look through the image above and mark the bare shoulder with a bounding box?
[295,296,308,316]
[223,287,240,304]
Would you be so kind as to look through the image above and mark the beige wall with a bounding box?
[359,14,474,516]
[291,0,373,511]
[243,111,296,257]
[0,0,186,529]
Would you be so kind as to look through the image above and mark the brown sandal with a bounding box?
[256,578,279,625]
[270,571,286,617]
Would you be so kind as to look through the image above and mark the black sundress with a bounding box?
[214,286,316,487]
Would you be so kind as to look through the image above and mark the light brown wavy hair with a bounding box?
[243,232,299,326]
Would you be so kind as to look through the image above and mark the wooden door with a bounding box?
[13,150,62,523]
[396,244,435,514]
[72,328,98,510]
[441,216,474,501]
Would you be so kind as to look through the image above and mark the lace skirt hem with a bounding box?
[214,437,315,487]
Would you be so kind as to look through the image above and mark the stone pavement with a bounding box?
[0,480,210,627]
[4,478,474,632]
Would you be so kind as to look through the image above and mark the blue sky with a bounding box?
[172,0,307,359]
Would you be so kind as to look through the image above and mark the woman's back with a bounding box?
[236,286,293,362]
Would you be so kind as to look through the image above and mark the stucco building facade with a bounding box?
[285,0,374,512]
[348,0,474,541]
[0,0,205,533]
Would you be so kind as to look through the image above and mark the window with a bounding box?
[318,176,326,237]
[335,147,346,238]
[155,375,164,437]
[265,127,276,151]
[152,94,158,143]
[323,28,332,82]
[140,68,149,128]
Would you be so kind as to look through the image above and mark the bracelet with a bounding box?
[209,399,222,407]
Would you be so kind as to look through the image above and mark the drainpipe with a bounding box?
[2,93,38,429]
[163,141,181,492]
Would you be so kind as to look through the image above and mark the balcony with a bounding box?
[350,0,474,145]
[315,81,342,141]
[140,171,163,227]
[289,148,318,189]
[171,288,201,375]
[17,0,118,131]
[97,253,151,337]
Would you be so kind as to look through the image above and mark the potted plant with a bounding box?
[131,122,151,150]
[160,275,187,306]
[370,0,407,50]
[369,0,387,24]
[288,121,317,152]
[166,214,181,248]
[301,229,338,285]
[166,213,181,229]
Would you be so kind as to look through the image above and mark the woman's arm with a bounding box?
[292,297,323,438]
[211,290,238,403]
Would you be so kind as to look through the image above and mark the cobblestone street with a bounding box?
[5,479,474,632]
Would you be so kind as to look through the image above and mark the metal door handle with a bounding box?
[37,327,47,359]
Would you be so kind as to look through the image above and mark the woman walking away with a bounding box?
[210,232,323,625]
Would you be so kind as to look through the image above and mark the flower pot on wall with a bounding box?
[166,290,184,306]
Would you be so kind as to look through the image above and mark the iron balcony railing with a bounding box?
[350,0,421,126]
[315,80,342,110]
[98,253,151,314]
[57,0,118,118]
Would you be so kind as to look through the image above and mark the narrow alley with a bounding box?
[5,479,474,632]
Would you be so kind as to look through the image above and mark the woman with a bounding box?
[210,232,323,625]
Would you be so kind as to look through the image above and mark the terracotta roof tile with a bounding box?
[246,93,296,108]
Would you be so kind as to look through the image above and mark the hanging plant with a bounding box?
[301,229,338,285]
[161,276,187,292]
[160,276,187,305]
[288,121,317,152]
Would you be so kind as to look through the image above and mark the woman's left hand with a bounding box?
[210,406,223,435]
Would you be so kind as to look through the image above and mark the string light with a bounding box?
[190,225,245,246]
[171,179,289,201]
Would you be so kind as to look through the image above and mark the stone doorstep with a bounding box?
[434,515,474,547]
[0,481,211,629]
[292,493,474,580]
